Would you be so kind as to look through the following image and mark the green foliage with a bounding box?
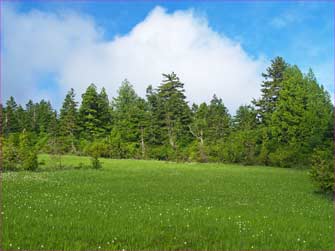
[18,130,39,171]
[87,141,109,169]
[253,56,288,124]
[79,84,110,140]
[157,72,193,148]
[111,79,149,159]
[2,58,334,191]
[59,88,79,153]
[3,97,21,134]
[2,134,20,171]
[310,147,334,193]
[91,156,102,169]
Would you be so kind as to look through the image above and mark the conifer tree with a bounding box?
[157,72,192,151]
[97,87,112,136]
[19,130,38,171]
[111,79,149,158]
[79,84,103,140]
[59,88,79,152]
[253,56,288,124]
[4,96,20,134]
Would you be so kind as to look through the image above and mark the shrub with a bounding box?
[91,156,102,169]
[189,141,208,163]
[88,142,104,169]
[309,148,334,193]
[2,135,20,171]
[268,144,305,168]
[19,130,39,171]
[22,151,39,171]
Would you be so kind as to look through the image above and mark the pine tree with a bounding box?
[253,56,288,124]
[111,79,149,158]
[79,84,103,140]
[35,100,55,134]
[4,96,20,134]
[233,105,257,131]
[18,130,38,171]
[189,103,209,162]
[146,85,165,147]
[25,100,37,132]
[97,87,112,136]
[157,72,192,152]
[59,88,79,152]
[207,95,231,141]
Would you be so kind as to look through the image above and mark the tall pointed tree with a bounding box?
[79,84,102,140]
[4,96,20,134]
[157,72,192,151]
[97,87,112,136]
[59,88,79,152]
[253,56,288,124]
[207,95,231,141]
[111,79,149,158]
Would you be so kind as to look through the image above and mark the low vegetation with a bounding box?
[2,155,334,250]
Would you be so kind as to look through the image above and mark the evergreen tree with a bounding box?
[207,95,231,141]
[35,100,55,134]
[4,96,20,134]
[189,103,209,162]
[233,105,257,131]
[268,66,333,167]
[25,100,37,132]
[253,56,288,124]
[18,130,38,171]
[2,134,20,170]
[157,72,192,153]
[146,85,165,147]
[225,105,259,165]
[111,79,149,158]
[97,87,112,136]
[79,84,103,140]
[59,88,79,153]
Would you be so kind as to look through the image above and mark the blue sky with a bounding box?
[2,1,334,111]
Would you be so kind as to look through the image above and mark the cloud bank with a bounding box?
[3,5,266,112]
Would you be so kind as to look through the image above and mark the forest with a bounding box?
[1,57,334,193]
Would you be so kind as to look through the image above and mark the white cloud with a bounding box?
[2,4,266,112]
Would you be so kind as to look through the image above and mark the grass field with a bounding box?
[2,154,334,250]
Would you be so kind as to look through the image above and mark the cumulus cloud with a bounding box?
[2,4,266,112]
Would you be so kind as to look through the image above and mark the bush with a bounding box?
[19,131,39,171]
[86,140,111,158]
[189,141,208,163]
[91,156,102,169]
[2,135,20,171]
[22,151,39,171]
[88,142,104,169]
[268,144,305,168]
[309,148,334,193]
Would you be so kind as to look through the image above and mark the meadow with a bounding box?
[2,154,334,250]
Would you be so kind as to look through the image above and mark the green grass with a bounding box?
[2,154,334,250]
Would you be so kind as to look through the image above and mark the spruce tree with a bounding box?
[79,84,103,140]
[112,79,149,158]
[157,72,192,152]
[59,88,79,152]
[253,56,288,124]
[97,87,112,136]
[4,96,20,134]
[207,95,231,141]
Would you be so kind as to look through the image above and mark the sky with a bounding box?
[2,1,334,112]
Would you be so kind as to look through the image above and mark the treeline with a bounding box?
[1,57,333,191]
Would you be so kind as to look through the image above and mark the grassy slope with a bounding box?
[2,154,334,250]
